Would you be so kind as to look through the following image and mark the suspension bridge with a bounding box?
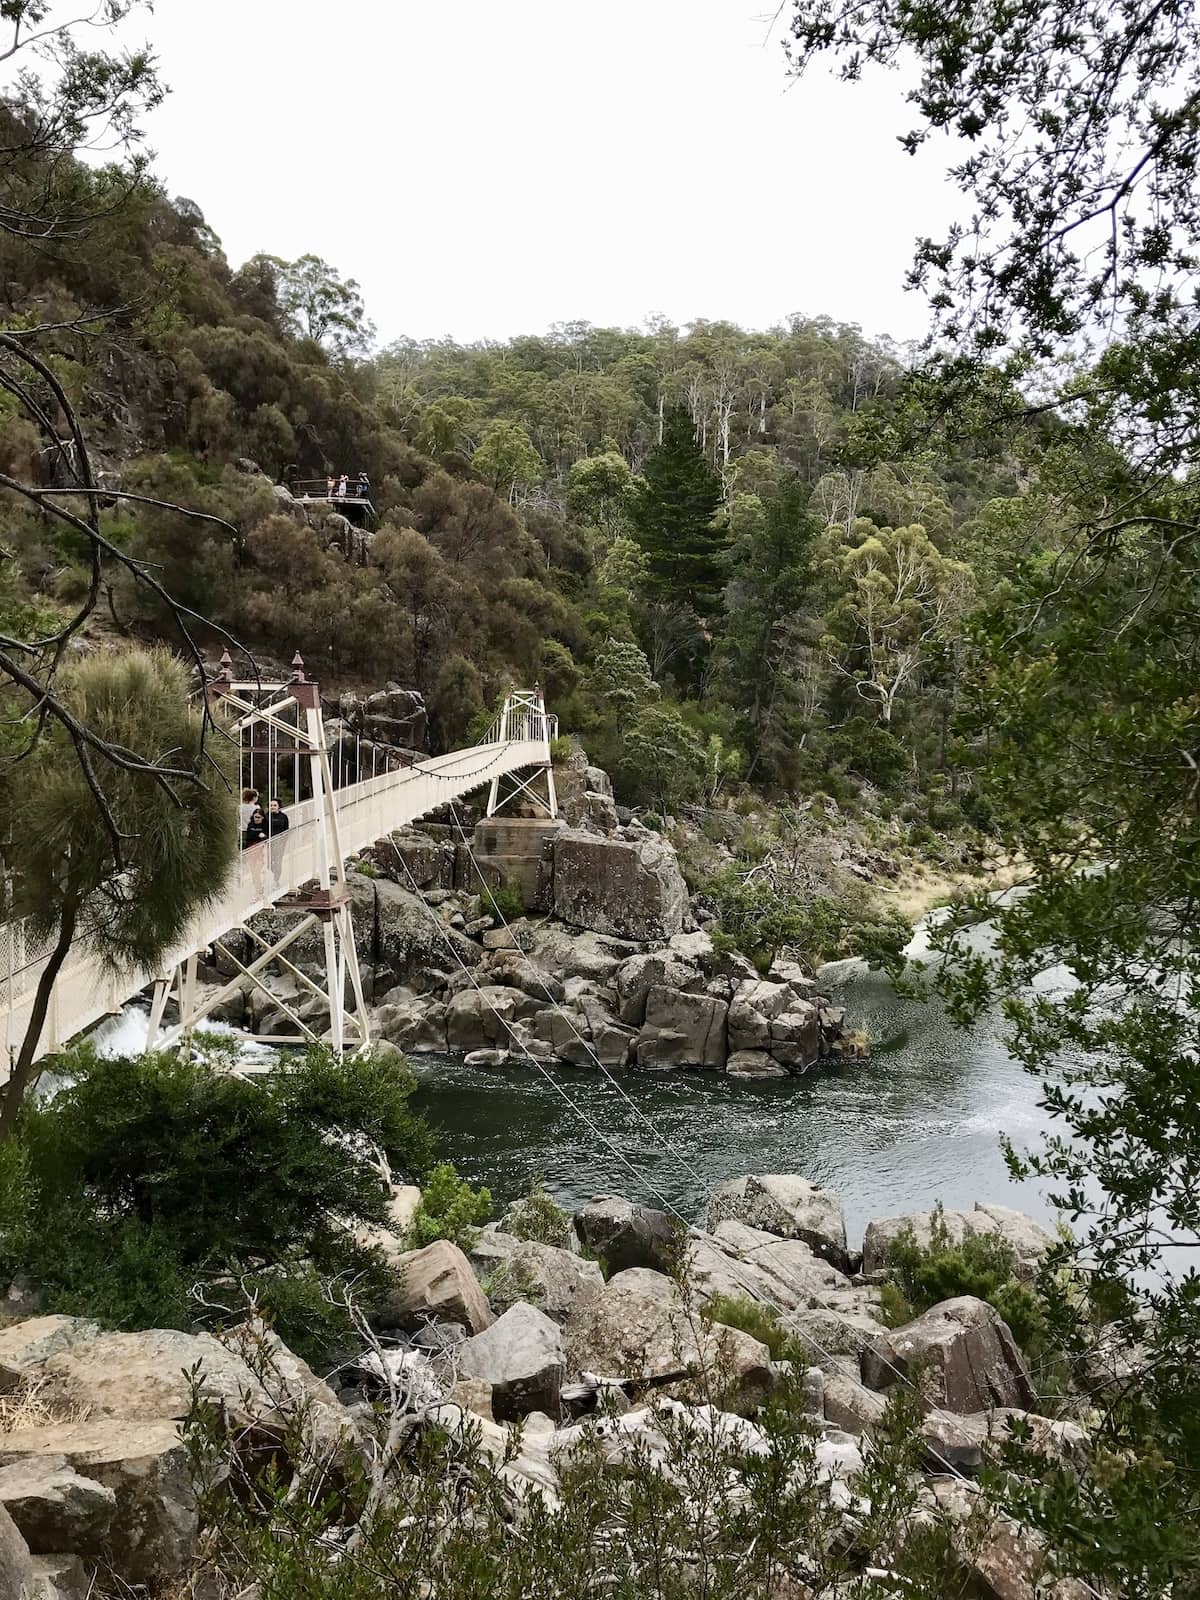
[0,658,557,1073]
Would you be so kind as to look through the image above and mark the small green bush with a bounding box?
[882,1208,1050,1357]
[549,736,575,765]
[506,1179,574,1248]
[641,811,664,831]
[481,882,525,922]
[407,1162,493,1252]
[703,1293,795,1360]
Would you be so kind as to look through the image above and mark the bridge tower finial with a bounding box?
[290,651,306,683]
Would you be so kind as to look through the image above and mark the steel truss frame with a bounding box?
[146,654,371,1058]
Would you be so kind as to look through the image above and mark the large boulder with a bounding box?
[562,1268,774,1415]
[34,1325,349,1459]
[636,986,728,1069]
[726,980,792,1052]
[0,1318,99,1394]
[861,1202,1056,1279]
[0,1420,196,1585]
[374,876,482,985]
[469,1229,604,1325]
[726,1050,787,1078]
[445,985,537,1051]
[614,951,699,1026]
[0,1457,116,1555]
[861,1296,1036,1414]
[372,993,447,1052]
[0,1502,35,1600]
[767,1003,821,1071]
[384,1240,492,1334]
[574,1196,679,1275]
[706,1176,850,1270]
[456,1303,565,1421]
[552,828,688,942]
[530,994,635,1069]
[523,924,630,983]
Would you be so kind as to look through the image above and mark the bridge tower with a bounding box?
[485,687,558,820]
[145,653,370,1058]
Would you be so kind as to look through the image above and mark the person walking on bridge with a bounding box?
[239,787,259,830]
[266,797,290,885]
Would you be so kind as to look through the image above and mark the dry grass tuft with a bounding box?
[0,1373,91,1436]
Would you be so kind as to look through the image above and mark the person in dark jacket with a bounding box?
[243,807,268,847]
[266,798,290,835]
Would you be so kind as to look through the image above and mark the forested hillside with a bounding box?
[1,141,1032,846]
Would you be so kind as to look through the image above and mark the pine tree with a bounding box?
[627,408,725,612]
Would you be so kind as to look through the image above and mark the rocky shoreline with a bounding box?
[0,1177,1080,1599]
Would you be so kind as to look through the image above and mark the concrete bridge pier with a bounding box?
[470,817,563,912]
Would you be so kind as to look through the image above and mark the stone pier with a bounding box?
[471,817,564,911]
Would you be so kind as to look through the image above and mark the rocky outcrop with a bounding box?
[552,827,688,942]
[0,1419,196,1585]
[336,684,428,754]
[861,1295,1036,1414]
[469,1229,603,1324]
[0,1500,36,1599]
[562,1268,775,1415]
[0,1319,99,1394]
[636,986,728,1069]
[0,1457,116,1556]
[456,1303,565,1421]
[573,1197,679,1275]
[33,1325,350,1459]
[707,1175,850,1270]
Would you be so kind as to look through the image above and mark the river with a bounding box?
[91,912,1066,1252]
[408,928,1065,1248]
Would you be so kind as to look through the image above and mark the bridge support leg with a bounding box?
[145,978,170,1050]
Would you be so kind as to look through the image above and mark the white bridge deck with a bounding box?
[1,732,551,1070]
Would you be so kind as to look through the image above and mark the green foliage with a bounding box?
[481,882,524,922]
[703,1293,795,1361]
[627,407,726,613]
[471,418,544,493]
[262,252,375,353]
[0,1045,433,1363]
[705,868,911,976]
[881,1210,1049,1358]
[506,1179,574,1249]
[407,1162,493,1252]
[614,703,706,817]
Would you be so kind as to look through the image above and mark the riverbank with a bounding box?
[879,850,1030,923]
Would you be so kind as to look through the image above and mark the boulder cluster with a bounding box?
[0,1178,1083,1599]
[199,826,857,1074]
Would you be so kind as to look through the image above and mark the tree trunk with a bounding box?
[0,900,79,1138]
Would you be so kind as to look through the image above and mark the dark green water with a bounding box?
[410,953,1059,1249]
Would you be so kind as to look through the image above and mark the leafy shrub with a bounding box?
[481,882,525,922]
[0,1045,436,1364]
[882,1208,1050,1356]
[705,870,912,976]
[506,1179,574,1248]
[549,736,575,765]
[641,811,664,831]
[407,1162,493,1251]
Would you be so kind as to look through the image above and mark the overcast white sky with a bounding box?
[135,0,957,349]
